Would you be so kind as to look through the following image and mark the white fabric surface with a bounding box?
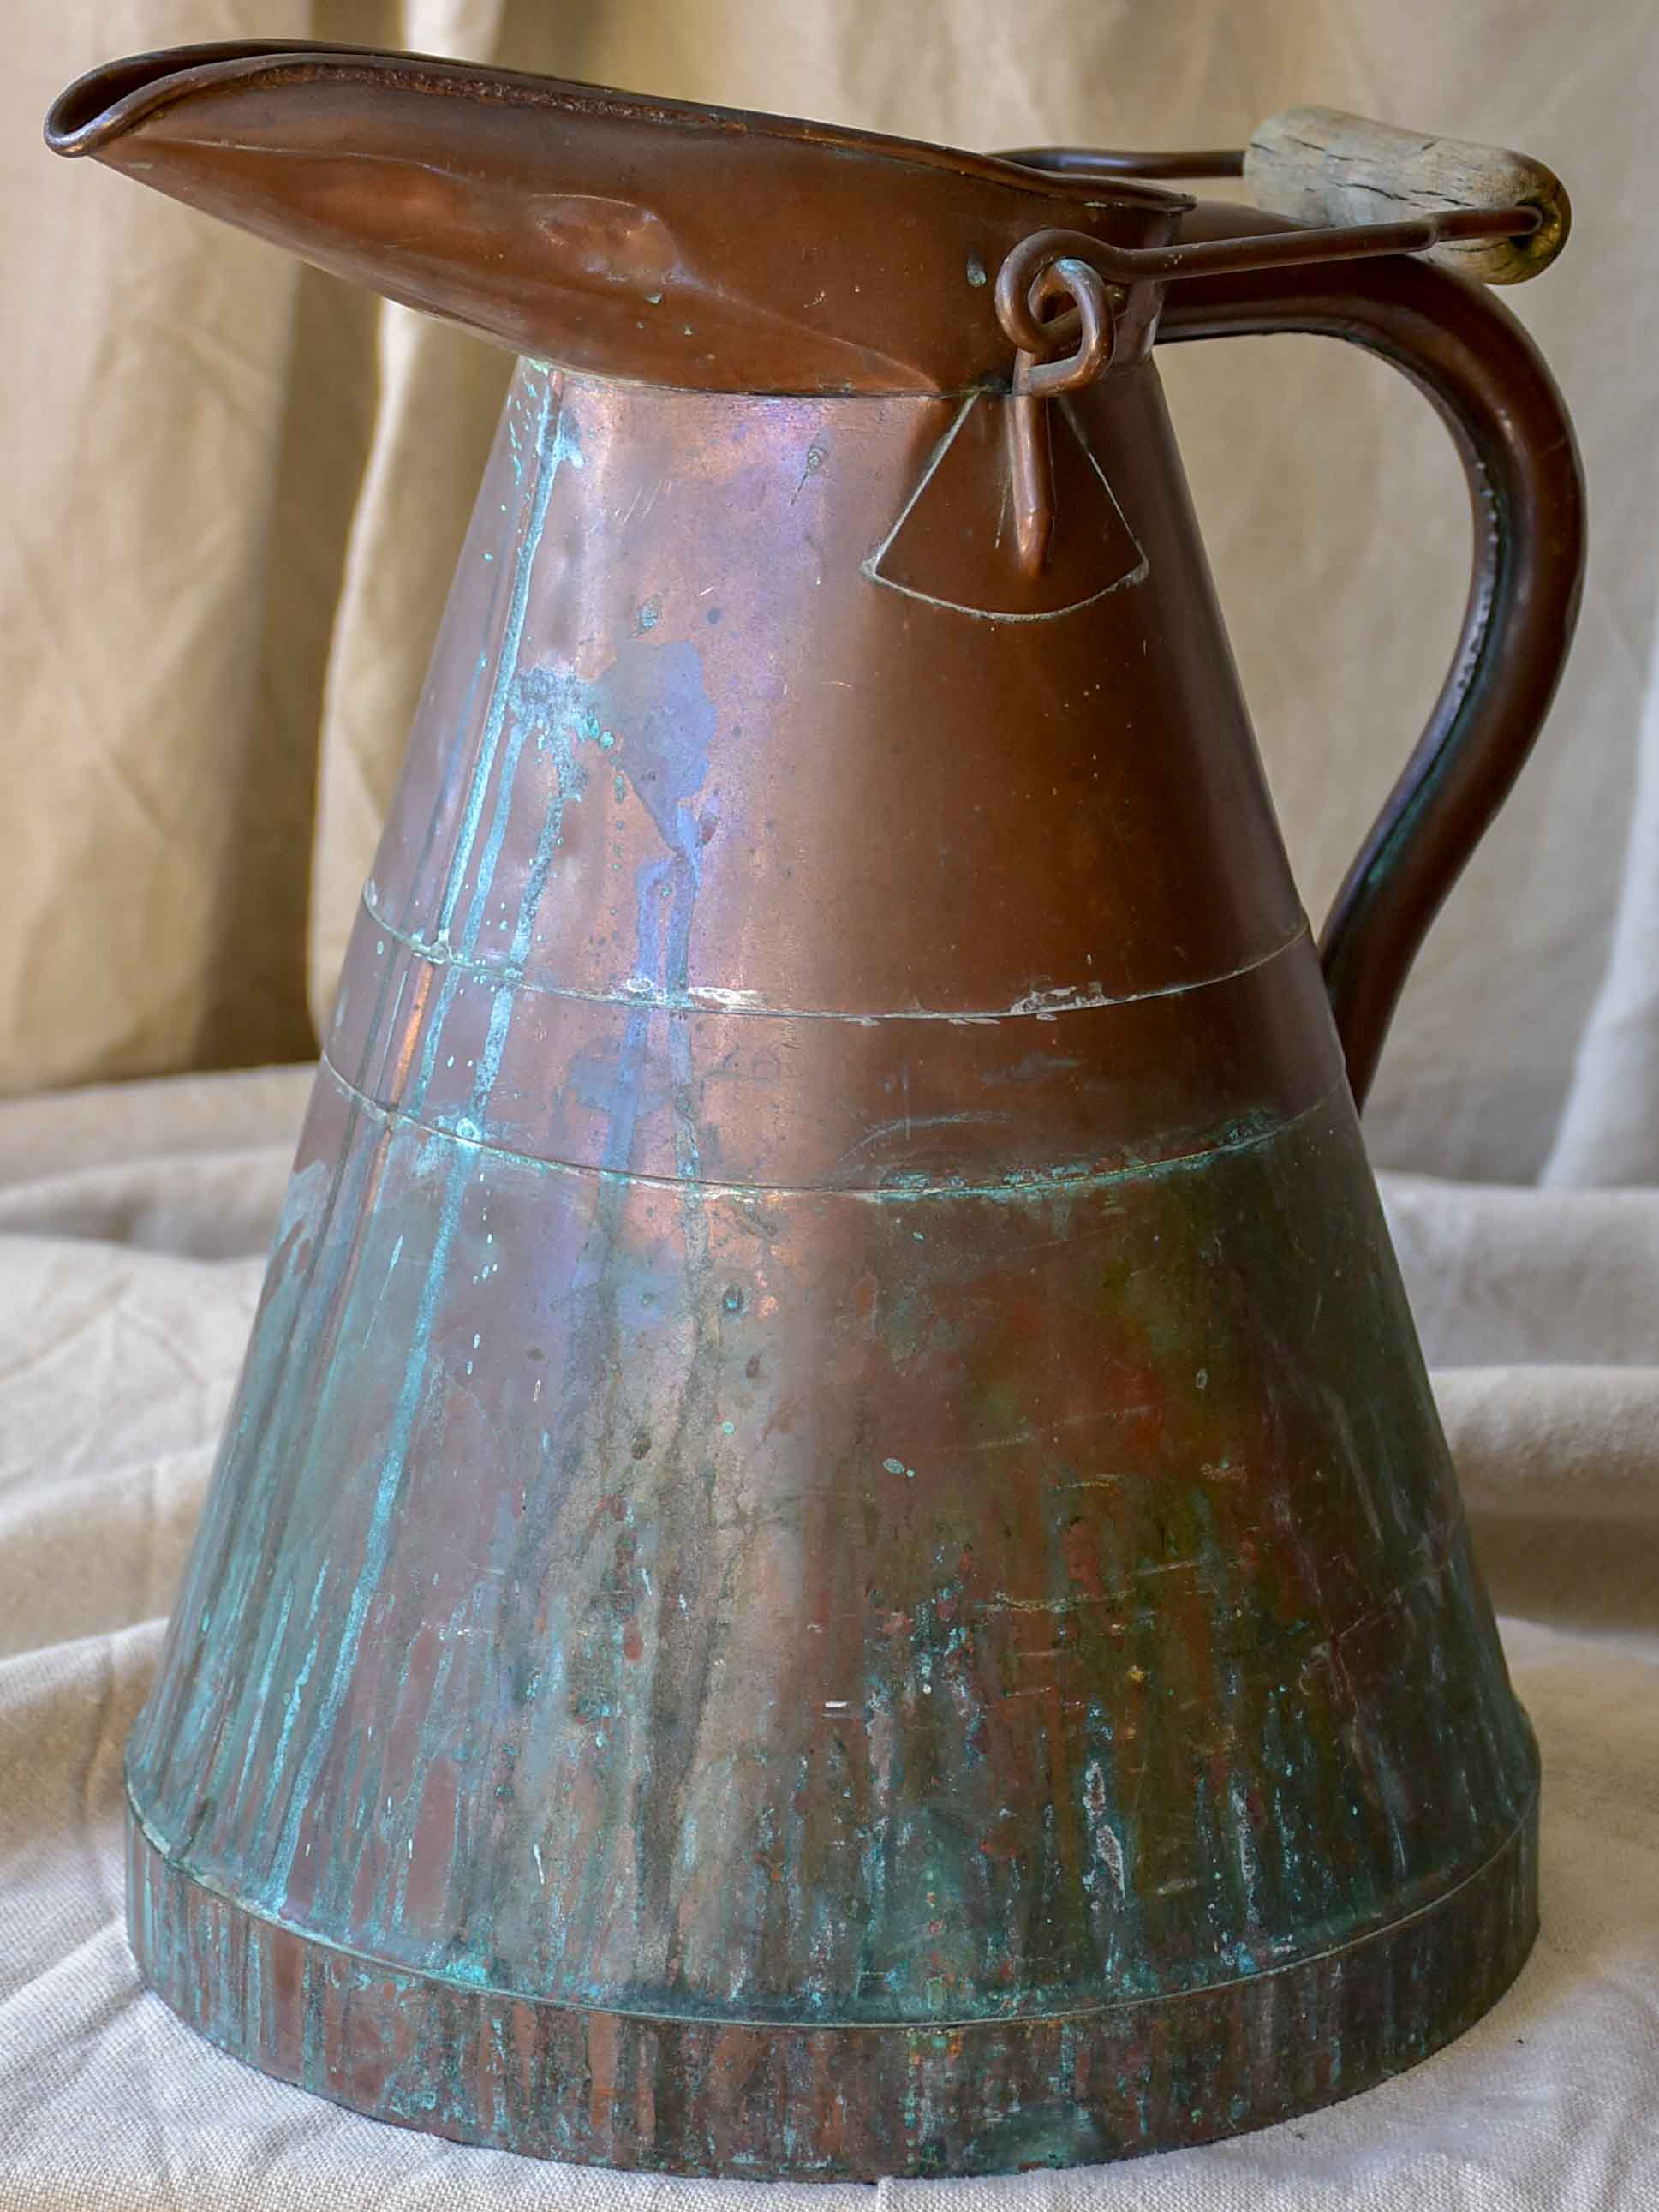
[1,1067,1656,2209]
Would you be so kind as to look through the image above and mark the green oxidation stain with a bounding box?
[956,2100,1114,2171]
[804,1093,1537,2020]
[871,1115,1285,1205]
[634,595,662,632]
[128,1055,1532,2079]
[879,1282,959,1368]
[110,347,1539,2162]
[940,1098,1528,1989]
[128,363,587,1947]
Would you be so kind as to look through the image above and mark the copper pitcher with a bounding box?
[48,46,1584,2180]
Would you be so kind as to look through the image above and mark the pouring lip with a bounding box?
[45,38,1197,217]
[45,41,332,155]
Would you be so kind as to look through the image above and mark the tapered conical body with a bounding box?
[49,40,1560,2185]
[122,356,1537,2176]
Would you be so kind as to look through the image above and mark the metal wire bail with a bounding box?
[994,238,1117,577]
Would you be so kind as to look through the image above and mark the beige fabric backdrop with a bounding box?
[1,0,1652,1184]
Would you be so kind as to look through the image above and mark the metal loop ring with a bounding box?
[994,228,1100,351]
[994,233,1115,395]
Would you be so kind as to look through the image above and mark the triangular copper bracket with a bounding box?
[862,391,1148,621]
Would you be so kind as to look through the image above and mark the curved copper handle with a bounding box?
[1154,212,1585,1106]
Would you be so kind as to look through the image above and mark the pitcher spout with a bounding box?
[47,41,1186,394]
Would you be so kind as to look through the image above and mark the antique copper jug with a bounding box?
[48,46,1584,2179]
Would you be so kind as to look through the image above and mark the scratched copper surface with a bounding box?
[42,36,1585,2182]
[118,362,1537,2173]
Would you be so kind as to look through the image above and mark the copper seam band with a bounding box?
[356,887,1310,1025]
[316,1051,1348,1202]
[128,1775,1536,2034]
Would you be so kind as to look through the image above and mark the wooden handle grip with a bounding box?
[1244,106,1570,284]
